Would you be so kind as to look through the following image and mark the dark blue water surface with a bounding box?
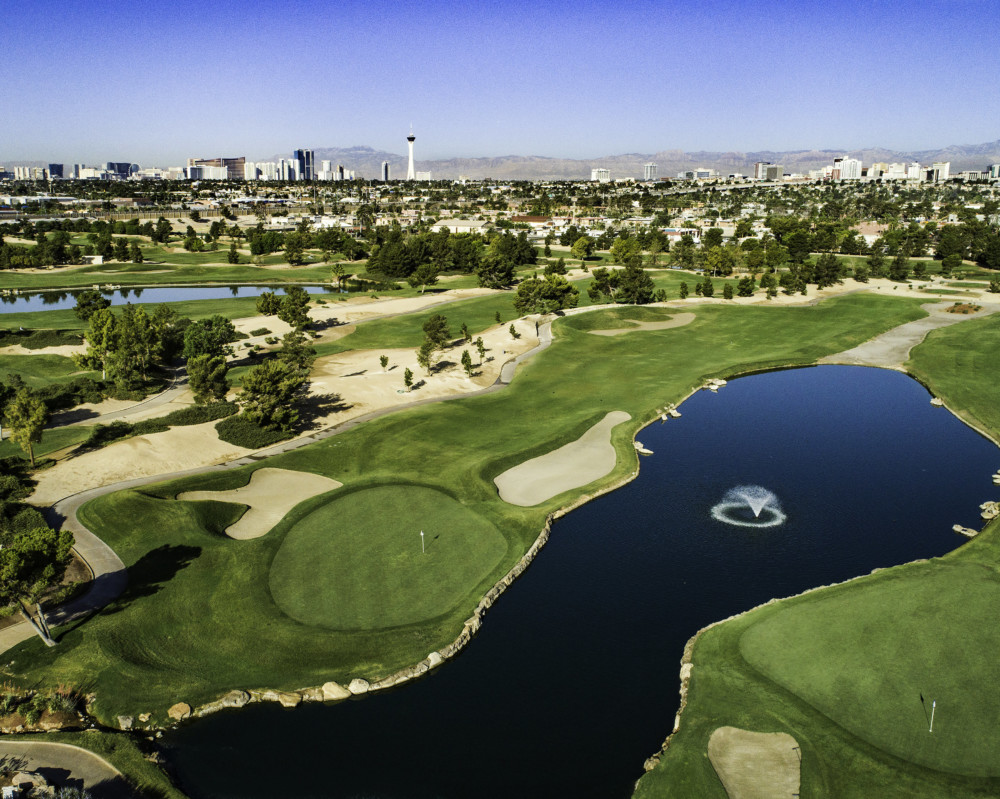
[163,366,999,799]
[0,285,333,314]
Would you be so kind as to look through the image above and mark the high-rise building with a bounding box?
[321,160,331,173]
[188,157,245,180]
[294,149,315,180]
[990,164,1000,180]
[643,163,657,181]
[838,158,862,180]
[337,164,345,181]
[47,163,64,179]
[406,130,416,180]
[753,162,771,180]
[930,162,951,182]
[591,168,610,182]
[381,161,390,181]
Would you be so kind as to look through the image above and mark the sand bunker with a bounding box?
[708,726,800,799]
[588,312,696,336]
[494,411,631,507]
[177,467,342,539]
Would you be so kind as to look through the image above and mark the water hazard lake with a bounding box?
[163,365,999,798]
[0,285,333,314]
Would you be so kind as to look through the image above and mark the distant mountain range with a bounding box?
[273,140,1000,180]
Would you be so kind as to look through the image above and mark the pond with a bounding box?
[162,366,998,798]
[0,285,338,314]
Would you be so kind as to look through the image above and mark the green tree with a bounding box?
[417,340,435,373]
[380,354,389,371]
[256,291,282,315]
[6,388,48,467]
[509,324,521,339]
[545,257,567,275]
[0,525,74,646]
[679,281,689,299]
[330,262,346,289]
[403,367,414,391]
[407,262,439,294]
[187,354,230,404]
[723,283,734,300]
[238,359,306,431]
[736,276,756,297]
[128,243,143,263]
[461,349,474,377]
[889,251,911,281]
[78,307,118,380]
[422,314,451,348]
[940,253,962,277]
[475,252,515,288]
[513,274,580,315]
[853,265,870,283]
[278,329,317,373]
[227,242,240,264]
[73,289,111,321]
[610,237,643,267]
[616,264,656,304]
[460,322,471,342]
[113,238,129,262]
[701,276,715,297]
[702,227,724,249]
[475,336,486,362]
[183,316,238,360]
[587,267,621,303]
[571,235,595,261]
[277,286,311,329]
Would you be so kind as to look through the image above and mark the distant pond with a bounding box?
[163,366,999,798]
[0,285,336,314]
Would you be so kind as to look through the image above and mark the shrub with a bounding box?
[84,421,136,449]
[249,327,271,336]
[215,415,293,448]
[161,402,237,426]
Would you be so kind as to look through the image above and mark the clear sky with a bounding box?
[3,0,998,165]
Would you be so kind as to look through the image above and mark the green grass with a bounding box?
[0,731,188,798]
[0,425,91,461]
[269,485,508,629]
[907,311,1000,436]
[2,293,928,726]
[0,353,94,388]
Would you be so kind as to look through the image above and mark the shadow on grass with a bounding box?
[102,544,201,615]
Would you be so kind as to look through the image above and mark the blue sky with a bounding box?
[3,0,998,165]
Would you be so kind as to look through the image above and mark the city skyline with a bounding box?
[3,0,999,165]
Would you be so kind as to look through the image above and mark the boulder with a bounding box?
[117,715,134,731]
[347,678,370,695]
[260,690,301,708]
[195,689,251,717]
[138,713,151,723]
[426,651,444,670]
[322,681,352,701]
[168,702,192,721]
[930,397,944,406]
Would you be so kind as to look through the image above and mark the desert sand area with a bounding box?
[707,726,801,799]
[177,467,343,539]
[0,342,86,357]
[27,314,541,506]
[494,410,632,506]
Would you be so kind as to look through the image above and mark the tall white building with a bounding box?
[930,162,950,182]
[406,130,416,180]
[591,168,611,182]
[990,164,1000,180]
[643,163,657,181]
[838,158,863,180]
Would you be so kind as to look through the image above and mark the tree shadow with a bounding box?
[103,544,201,615]
[296,392,352,429]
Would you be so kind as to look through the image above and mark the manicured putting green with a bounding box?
[739,564,1000,776]
[269,485,508,630]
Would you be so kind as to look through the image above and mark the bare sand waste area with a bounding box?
[707,726,801,799]
[176,467,342,539]
[493,411,631,506]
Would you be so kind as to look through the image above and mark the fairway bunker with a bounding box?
[177,468,342,539]
[494,411,631,506]
[708,726,800,799]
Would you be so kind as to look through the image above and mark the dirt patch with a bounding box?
[588,312,696,336]
[945,303,982,314]
[494,411,631,506]
[177,467,342,539]
[708,726,800,799]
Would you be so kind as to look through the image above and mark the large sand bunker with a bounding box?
[708,726,800,799]
[494,411,631,507]
[588,312,696,336]
[177,467,342,540]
